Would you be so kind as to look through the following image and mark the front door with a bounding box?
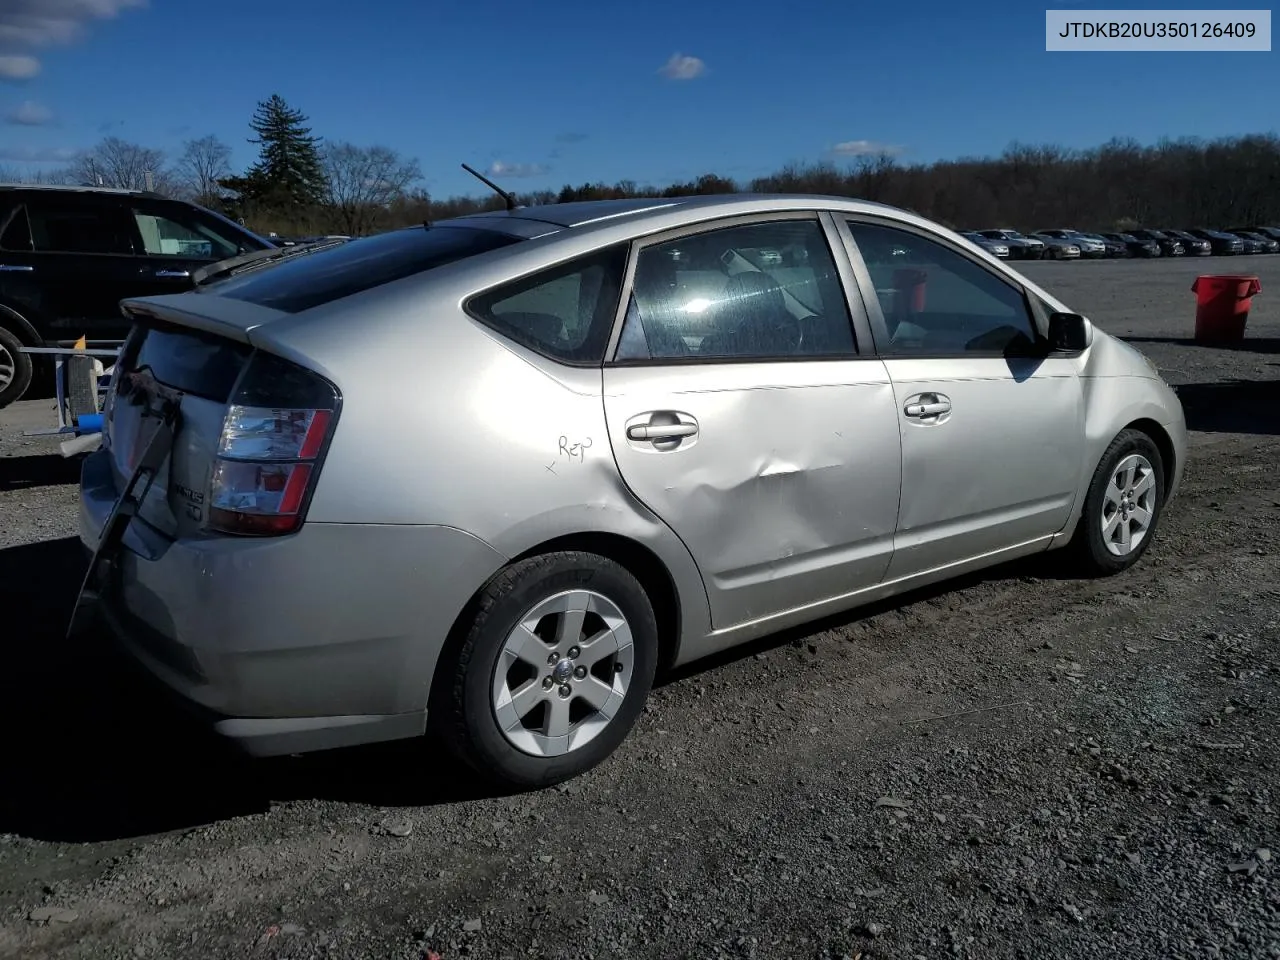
[603,214,902,629]
[837,217,1085,581]
[122,196,252,300]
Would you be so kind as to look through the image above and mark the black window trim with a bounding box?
[602,209,873,368]
[462,241,631,368]
[835,213,1061,362]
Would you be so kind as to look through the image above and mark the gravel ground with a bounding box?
[0,255,1277,960]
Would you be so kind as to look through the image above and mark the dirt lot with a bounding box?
[0,255,1277,960]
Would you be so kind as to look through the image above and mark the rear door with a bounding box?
[835,216,1085,581]
[602,212,902,630]
[10,192,141,343]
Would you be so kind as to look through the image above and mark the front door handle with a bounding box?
[0,264,34,272]
[627,422,697,441]
[153,269,191,279]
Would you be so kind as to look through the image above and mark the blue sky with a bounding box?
[0,0,1275,196]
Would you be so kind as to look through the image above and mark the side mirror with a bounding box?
[1047,312,1090,353]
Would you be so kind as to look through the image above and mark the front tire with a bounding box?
[0,326,33,409]
[1066,429,1166,576]
[437,551,658,789]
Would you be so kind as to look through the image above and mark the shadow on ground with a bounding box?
[0,454,82,492]
[1124,336,1280,355]
[1174,379,1280,436]
[0,537,502,844]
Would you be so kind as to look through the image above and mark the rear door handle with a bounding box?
[627,422,698,441]
[0,264,34,272]
[905,400,951,418]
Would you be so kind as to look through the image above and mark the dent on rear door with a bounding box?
[603,361,902,628]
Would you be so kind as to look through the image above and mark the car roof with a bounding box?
[0,182,168,199]
[462,193,907,230]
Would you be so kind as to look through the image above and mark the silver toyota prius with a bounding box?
[78,194,1187,788]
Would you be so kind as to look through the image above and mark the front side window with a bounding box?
[468,244,628,364]
[846,220,1039,357]
[614,218,855,362]
[25,199,135,255]
[132,204,242,260]
[0,205,32,251]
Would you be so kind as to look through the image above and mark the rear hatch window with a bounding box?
[107,323,252,540]
[206,224,522,314]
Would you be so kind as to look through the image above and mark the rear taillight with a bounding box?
[208,351,339,536]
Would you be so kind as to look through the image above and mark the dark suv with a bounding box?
[0,184,274,408]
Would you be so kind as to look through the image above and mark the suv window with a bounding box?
[846,220,1039,356]
[25,198,135,255]
[468,244,627,364]
[215,225,522,314]
[131,204,242,260]
[614,218,855,362]
[0,205,33,251]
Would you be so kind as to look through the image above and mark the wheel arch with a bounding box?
[1122,417,1176,503]
[0,302,42,347]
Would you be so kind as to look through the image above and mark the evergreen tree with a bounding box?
[242,94,327,208]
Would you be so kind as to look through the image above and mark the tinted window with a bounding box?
[132,204,241,260]
[468,245,627,364]
[214,225,522,314]
[847,220,1038,356]
[0,205,32,251]
[614,219,855,362]
[129,324,251,401]
[26,200,135,255]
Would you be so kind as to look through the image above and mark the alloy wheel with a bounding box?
[1101,453,1157,557]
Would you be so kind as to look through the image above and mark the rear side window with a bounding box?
[0,205,33,251]
[213,225,522,314]
[129,324,252,402]
[25,200,136,255]
[467,245,628,364]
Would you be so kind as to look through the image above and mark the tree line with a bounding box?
[3,93,1278,236]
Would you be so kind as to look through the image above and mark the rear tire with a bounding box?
[0,326,33,410]
[436,551,658,789]
[1065,429,1166,576]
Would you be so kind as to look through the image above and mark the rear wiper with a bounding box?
[191,237,349,288]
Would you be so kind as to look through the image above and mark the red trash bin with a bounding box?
[1191,274,1262,342]
[893,267,928,314]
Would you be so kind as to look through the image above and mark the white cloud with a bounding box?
[488,160,548,179]
[0,144,76,162]
[831,139,905,157]
[5,99,52,125]
[0,54,38,79]
[0,1,146,80]
[658,53,706,80]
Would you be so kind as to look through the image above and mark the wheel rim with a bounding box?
[0,341,14,391]
[1101,453,1157,557]
[491,588,634,758]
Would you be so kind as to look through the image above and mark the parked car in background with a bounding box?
[0,183,276,408]
[976,228,1045,260]
[1162,230,1212,256]
[1034,236,1082,260]
[1086,233,1129,258]
[960,231,1010,258]
[1034,230,1106,259]
[1129,229,1185,257]
[75,193,1188,788]
[1242,226,1280,244]
[1226,229,1280,254]
[1185,228,1245,255]
[1101,232,1162,258]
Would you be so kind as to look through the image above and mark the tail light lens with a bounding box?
[208,351,339,536]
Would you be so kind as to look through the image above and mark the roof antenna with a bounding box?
[461,163,517,211]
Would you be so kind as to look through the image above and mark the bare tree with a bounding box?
[176,135,232,207]
[68,137,173,193]
[320,142,422,235]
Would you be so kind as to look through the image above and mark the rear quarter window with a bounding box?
[211,225,522,314]
[466,244,628,365]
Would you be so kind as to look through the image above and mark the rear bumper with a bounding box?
[79,448,507,756]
